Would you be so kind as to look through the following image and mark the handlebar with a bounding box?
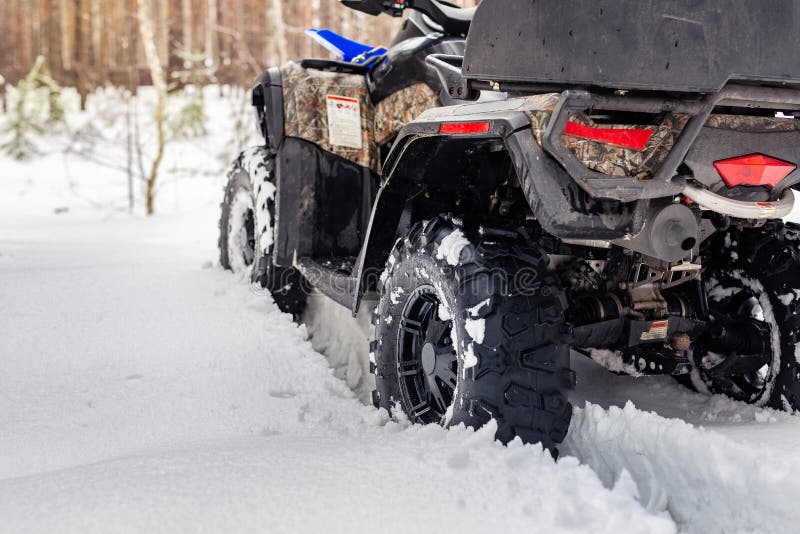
[341,0,473,36]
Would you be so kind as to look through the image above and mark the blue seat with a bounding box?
[305,28,387,64]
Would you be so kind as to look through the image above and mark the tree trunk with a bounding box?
[76,0,91,106]
[205,0,217,67]
[265,0,287,65]
[181,0,192,52]
[137,0,166,215]
[158,0,169,70]
[90,0,101,67]
[126,93,135,214]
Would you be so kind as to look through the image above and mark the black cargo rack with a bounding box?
[462,0,800,94]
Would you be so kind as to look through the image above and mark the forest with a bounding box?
[0,0,475,212]
[1,0,478,98]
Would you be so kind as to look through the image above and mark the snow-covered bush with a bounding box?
[0,57,73,160]
[167,87,207,140]
[0,80,261,214]
[64,86,130,159]
[165,48,218,140]
[218,85,260,165]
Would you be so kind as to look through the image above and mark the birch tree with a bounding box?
[181,0,193,57]
[205,0,218,67]
[137,0,166,215]
[265,0,287,65]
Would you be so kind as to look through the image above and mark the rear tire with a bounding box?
[688,221,800,411]
[371,216,575,455]
[219,147,307,317]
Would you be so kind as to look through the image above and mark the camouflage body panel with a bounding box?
[705,114,800,132]
[525,94,689,179]
[527,98,800,179]
[281,62,378,170]
[561,113,689,179]
[524,93,561,145]
[374,83,440,146]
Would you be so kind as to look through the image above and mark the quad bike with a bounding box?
[220,0,800,455]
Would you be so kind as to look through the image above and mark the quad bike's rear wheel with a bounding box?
[371,216,575,455]
[688,221,800,411]
[219,147,308,317]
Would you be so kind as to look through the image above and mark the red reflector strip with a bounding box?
[439,121,491,135]
[563,121,654,151]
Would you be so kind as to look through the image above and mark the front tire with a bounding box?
[219,147,308,317]
[218,168,257,275]
[372,216,575,454]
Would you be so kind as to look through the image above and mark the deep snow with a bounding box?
[2,88,800,533]
[0,177,671,534]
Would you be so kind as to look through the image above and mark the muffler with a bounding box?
[612,201,698,262]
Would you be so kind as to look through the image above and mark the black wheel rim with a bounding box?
[241,208,256,266]
[397,286,458,424]
[702,286,775,402]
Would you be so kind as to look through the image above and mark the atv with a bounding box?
[219,0,800,455]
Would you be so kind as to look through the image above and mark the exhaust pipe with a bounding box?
[682,185,795,219]
[612,201,699,262]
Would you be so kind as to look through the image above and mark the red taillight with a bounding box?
[563,121,654,151]
[439,121,491,135]
[713,153,796,188]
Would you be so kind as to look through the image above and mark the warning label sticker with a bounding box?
[640,320,669,341]
[326,95,362,149]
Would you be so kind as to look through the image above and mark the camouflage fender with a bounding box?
[705,114,800,132]
[373,83,440,146]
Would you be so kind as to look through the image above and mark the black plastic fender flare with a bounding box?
[350,100,646,312]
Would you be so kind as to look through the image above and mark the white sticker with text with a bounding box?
[640,320,669,341]
[326,95,362,149]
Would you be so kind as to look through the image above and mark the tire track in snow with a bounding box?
[565,356,800,533]
[311,301,800,533]
[0,221,673,534]
[564,401,800,533]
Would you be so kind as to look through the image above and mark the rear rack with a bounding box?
[426,53,800,202]
[546,87,800,202]
[542,91,716,202]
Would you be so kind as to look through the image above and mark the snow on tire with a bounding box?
[371,216,575,455]
[220,175,255,274]
[218,147,275,275]
[691,220,800,411]
[218,147,308,317]
[219,174,257,275]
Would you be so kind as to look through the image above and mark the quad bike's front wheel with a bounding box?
[689,221,800,411]
[219,147,308,317]
[219,167,258,275]
[371,216,575,455]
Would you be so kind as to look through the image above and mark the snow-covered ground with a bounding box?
[2,89,800,533]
